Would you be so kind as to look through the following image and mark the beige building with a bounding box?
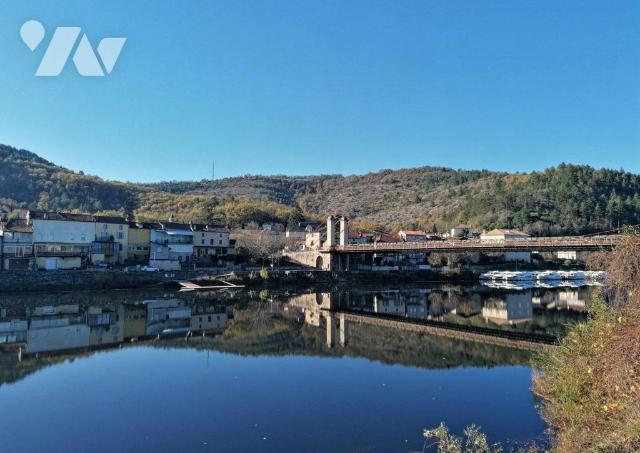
[480,229,530,242]
[398,230,428,242]
[92,216,129,265]
[192,224,233,264]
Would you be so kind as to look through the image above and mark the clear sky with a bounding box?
[0,0,638,182]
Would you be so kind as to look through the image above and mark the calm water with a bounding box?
[0,284,593,452]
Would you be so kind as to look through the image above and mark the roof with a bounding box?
[157,221,192,231]
[482,229,529,237]
[93,215,128,225]
[453,225,472,229]
[29,211,128,224]
[190,223,229,233]
[0,219,33,233]
[28,210,95,223]
[399,230,428,236]
[129,221,162,229]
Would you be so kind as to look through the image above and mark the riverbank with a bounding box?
[0,267,481,293]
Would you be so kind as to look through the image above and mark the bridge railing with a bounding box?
[336,235,620,252]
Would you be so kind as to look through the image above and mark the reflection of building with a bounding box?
[406,299,428,319]
[534,289,587,312]
[190,304,229,331]
[120,304,147,338]
[145,300,192,335]
[0,319,28,344]
[374,293,406,315]
[26,305,89,353]
[88,306,124,346]
[482,292,533,325]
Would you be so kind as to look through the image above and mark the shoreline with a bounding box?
[0,268,480,293]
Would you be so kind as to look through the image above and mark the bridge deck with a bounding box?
[332,235,619,253]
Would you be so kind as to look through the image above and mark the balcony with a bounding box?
[35,245,89,257]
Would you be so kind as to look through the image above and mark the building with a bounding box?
[127,222,152,263]
[480,229,530,242]
[149,222,194,270]
[450,225,476,239]
[192,223,234,265]
[0,218,34,270]
[92,216,129,265]
[29,211,94,270]
[398,230,428,242]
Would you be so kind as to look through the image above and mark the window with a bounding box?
[119,225,123,231]
[201,239,205,245]
[103,225,108,231]
[219,239,222,245]
[207,316,211,322]
[117,232,124,239]
[210,239,214,245]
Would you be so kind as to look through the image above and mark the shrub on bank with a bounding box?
[534,232,640,452]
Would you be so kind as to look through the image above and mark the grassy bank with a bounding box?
[533,232,640,451]
[422,232,640,452]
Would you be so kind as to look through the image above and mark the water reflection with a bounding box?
[0,285,589,357]
[1,300,230,355]
[0,286,562,449]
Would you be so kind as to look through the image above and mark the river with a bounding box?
[0,283,596,452]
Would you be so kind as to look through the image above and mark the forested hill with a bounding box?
[1,143,639,235]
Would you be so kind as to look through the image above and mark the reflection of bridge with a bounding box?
[287,292,554,351]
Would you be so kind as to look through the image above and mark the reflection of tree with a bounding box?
[428,291,456,316]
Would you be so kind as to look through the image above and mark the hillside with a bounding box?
[1,143,639,235]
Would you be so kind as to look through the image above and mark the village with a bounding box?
[0,208,588,273]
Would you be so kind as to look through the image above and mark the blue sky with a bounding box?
[0,0,638,182]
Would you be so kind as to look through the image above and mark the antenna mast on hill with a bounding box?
[211,161,215,181]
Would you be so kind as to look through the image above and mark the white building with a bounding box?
[149,222,194,270]
[29,211,94,270]
[450,225,476,238]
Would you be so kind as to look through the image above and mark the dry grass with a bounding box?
[533,232,640,452]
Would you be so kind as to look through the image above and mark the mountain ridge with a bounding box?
[1,143,639,235]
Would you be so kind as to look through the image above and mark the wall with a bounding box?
[32,219,94,245]
[35,256,82,270]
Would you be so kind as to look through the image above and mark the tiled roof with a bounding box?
[93,215,128,225]
[29,210,95,222]
[0,219,33,233]
[483,229,529,236]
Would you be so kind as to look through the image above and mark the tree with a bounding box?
[287,207,304,230]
